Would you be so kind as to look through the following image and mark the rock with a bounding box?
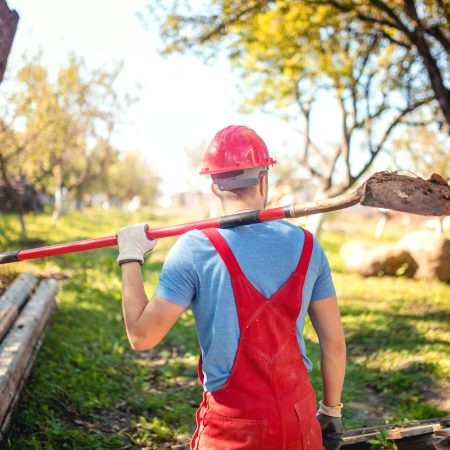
[396,231,450,282]
[340,240,417,277]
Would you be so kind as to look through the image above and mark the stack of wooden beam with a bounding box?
[343,417,450,449]
[0,272,57,440]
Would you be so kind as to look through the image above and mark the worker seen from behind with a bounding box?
[117,125,346,450]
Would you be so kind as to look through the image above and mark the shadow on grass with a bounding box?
[3,284,448,448]
[343,310,449,355]
[339,304,449,428]
[1,270,200,450]
[2,214,449,448]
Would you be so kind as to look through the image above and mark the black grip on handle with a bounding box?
[0,250,19,264]
[219,210,260,228]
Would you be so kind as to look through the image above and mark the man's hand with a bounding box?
[317,413,343,450]
[117,223,157,266]
[317,401,344,450]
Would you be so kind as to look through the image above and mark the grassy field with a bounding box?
[0,208,449,449]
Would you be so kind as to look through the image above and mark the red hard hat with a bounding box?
[199,125,277,175]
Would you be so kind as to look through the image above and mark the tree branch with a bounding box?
[201,1,270,43]
[309,0,403,31]
[403,0,450,56]
[297,94,326,181]
[436,0,450,24]
[353,97,433,183]
[368,0,412,36]
[325,144,342,190]
[337,92,352,185]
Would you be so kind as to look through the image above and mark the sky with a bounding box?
[5,0,358,194]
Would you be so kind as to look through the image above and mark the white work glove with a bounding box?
[116,223,157,266]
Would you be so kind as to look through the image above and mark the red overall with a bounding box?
[191,228,323,450]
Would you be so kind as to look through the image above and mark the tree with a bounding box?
[307,0,450,127]
[0,0,18,83]
[391,123,450,180]
[0,123,31,241]
[107,151,160,206]
[144,1,444,233]
[145,0,449,127]
[3,55,130,223]
[0,0,25,241]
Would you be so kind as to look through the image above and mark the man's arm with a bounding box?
[309,295,346,450]
[121,262,187,350]
[308,295,346,407]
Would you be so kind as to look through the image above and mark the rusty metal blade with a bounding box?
[361,172,450,216]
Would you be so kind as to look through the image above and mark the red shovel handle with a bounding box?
[0,188,367,265]
[0,207,289,264]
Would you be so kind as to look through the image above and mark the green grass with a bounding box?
[0,209,449,449]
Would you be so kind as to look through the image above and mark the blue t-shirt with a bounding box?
[155,220,335,392]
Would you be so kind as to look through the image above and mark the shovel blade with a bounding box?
[361,172,450,216]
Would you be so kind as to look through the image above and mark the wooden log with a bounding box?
[436,428,450,437]
[389,421,443,440]
[0,272,37,307]
[433,429,450,450]
[0,279,57,426]
[0,272,38,342]
[342,418,450,448]
[341,444,371,450]
[0,334,45,442]
[391,422,450,450]
[393,434,438,450]
[342,425,382,445]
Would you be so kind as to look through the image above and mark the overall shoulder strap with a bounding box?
[293,228,314,277]
[201,228,243,278]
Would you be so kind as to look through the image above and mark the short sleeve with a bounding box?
[310,244,336,301]
[155,234,197,307]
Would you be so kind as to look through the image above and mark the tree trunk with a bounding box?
[412,31,450,127]
[374,211,390,239]
[0,3,23,240]
[305,212,325,238]
[74,186,83,210]
[0,154,28,242]
[16,212,28,242]
[0,0,19,83]
[51,167,66,224]
[305,186,327,238]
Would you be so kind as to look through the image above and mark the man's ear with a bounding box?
[259,172,268,196]
[211,182,219,198]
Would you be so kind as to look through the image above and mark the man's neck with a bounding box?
[222,200,264,215]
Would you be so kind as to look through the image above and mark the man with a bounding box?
[117,125,346,450]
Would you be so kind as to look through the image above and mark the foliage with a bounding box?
[3,55,123,188]
[391,124,450,180]
[144,0,450,127]
[0,54,138,223]
[0,208,448,448]
[107,151,160,205]
[367,429,394,449]
[144,0,448,198]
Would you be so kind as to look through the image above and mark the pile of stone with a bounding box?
[341,231,450,282]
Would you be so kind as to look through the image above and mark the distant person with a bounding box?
[117,125,346,450]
